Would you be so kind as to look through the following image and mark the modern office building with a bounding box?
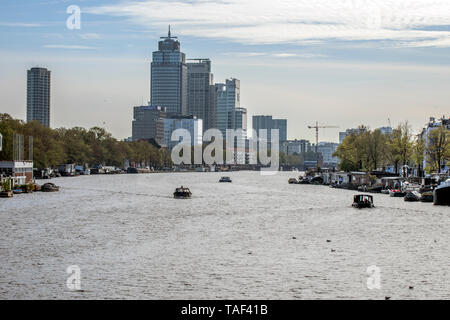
[132,105,166,144]
[187,59,216,131]
[163,115,203,150]
[252,115,287,143]
[281,139,311,155]
[339,128,363,144]
[215,78,240,136]
[317,142,339,167]
[150,27,187,116]
[234,107,247,135]
[27,67,51,127]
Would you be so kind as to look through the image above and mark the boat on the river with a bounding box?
[288,178,298,184]
[434,179,450,206]
[420,191,434,203]
[173,186,192,199]
[404,191,420,202]
[389,189,406,197]
[41,183,60,192]
[0,191,13,198]
[352,194,375,209]
[219,176,232,183]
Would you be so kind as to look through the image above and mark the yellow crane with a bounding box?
[307,121,339,167]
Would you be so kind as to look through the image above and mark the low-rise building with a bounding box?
[0,161,34,185]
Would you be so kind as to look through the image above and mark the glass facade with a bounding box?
[151,30,187,116]
[27,67,51,127]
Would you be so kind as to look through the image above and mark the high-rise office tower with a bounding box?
[215,78,240,136]
[151,26,187,116]
[252,115,287,143]
[132,105,166,145]
[187,59,216,131]
[27,67,51,127]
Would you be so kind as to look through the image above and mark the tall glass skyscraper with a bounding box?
[215,78,240,136]
[151,27,187,116]
[252,115,287,142]
[27,67,51,127]
[187,59,216,131]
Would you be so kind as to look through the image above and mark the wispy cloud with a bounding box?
[43,45,98,50]
[86,0,450,48]
[80,33,103,40]
[0,22,42,27]
[225,52,327,58]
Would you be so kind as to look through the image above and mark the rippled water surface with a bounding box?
[1,171,449,299]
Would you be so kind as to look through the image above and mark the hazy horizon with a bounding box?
[1,0,449,142]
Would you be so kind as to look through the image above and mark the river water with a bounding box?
[0,171,449,299]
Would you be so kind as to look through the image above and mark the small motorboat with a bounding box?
[173,186,192,199]
[352,194,375,209]
[288,178,298,184]
[389,189,406,197]
[41,183,60,192]
[420,191,433,203]
[13,189,24,194]
[404,191,420,202]
[0,191,13,198]
[219,176,232,183]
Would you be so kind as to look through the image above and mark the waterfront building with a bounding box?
[151,27,187,116]
[0,160,34,185]
[27,67,51,127]
[132,105,166,144]
[187,59,216,131]
[163,115,203,150]
[215,78,240,136]
[252,115,287,144]
[281,139,311,155]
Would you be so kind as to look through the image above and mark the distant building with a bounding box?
[27,67,51,127]
[378,126,393,135]
[339,128,363,144]
[132,105,166,144]
[187,59,216,131]
[252,115,287,144]
[234,107,247,136]
[151,27,187,116]
[420,116,450,171]
[163,115,203,150]
[281,139,311,155]
[317,142,339,167]
[216,78,240,136]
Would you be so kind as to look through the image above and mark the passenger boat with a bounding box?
[219,176,232,183]
[434,179,450,206]
[0,191,13,198]
[404,191,420,202]
[352,194,375,209]
[41,183,60,192]
[389,189,406,197]
[173,186,192,199]
[420,192,433,203]
[288,178,298,184]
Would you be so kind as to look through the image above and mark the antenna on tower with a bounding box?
[168,25,171,38]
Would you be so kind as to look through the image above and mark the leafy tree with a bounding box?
[426,125,450,173]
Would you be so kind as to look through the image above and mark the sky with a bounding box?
[0,0,449,142]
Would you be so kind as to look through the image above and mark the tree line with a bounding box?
[334,121,450,174]
[0,114,172,169]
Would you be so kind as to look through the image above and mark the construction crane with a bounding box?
[307,121,339,168]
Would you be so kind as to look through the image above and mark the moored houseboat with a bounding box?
[434,179,450,206]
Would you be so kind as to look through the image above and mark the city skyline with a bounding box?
[1,0,449,142]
